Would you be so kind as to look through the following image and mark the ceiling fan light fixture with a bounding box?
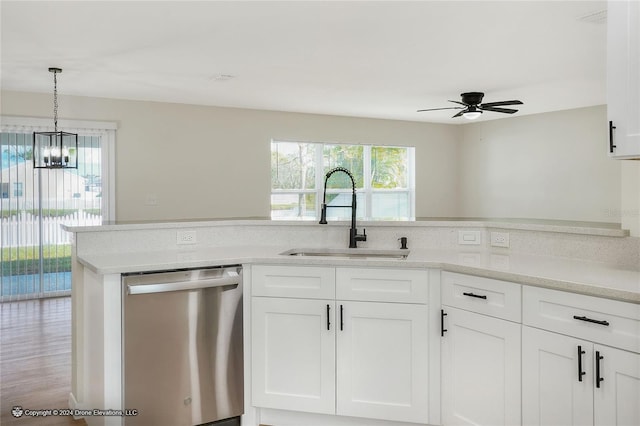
[417,91,522,120]
[463,110,482,120]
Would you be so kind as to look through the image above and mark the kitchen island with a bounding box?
[63,219,640,426]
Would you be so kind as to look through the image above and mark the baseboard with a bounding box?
[68,392,83,420]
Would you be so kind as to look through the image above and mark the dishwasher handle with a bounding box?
[127,270,240,295]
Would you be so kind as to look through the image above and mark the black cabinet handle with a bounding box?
[441,309,448,337]
[340,304,344,331]
[326,304,331,330]
[573,315,610,327]
[596,351,604,388]
[463,292,487,300]
[577,345,586,382]
[609,121,617,153]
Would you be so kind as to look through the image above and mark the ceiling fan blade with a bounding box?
[480,100,523,108]
[452,110,466,118]
[480,106,518,114]
[448,100,468,106]
[417,107,464,112]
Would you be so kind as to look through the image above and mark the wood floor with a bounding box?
[1,297,86,426]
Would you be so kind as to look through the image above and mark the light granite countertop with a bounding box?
[63,217,629,237]
[76,245,640,304]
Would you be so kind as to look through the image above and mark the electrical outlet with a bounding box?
[490,232,510,248]
[177,230,197,245]
[145,194,158,206]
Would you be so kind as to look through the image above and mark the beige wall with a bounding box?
[1,91,459,221]
[458,106,622,223]
[2,92,631,228]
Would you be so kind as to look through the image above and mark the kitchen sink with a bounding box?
[280,248,409,260]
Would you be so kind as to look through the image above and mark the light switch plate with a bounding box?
[458,230,481,245]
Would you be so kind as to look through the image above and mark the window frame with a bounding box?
[271,140,415,221]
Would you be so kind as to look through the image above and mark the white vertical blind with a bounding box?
[1,121,114,301]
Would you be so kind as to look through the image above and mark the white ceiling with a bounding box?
[1,0,607,124]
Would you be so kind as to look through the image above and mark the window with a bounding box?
[12,182,23,197]
[1,116,116,301]
[271,141,415,220]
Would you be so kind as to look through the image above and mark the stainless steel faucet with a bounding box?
[319,167,367,248]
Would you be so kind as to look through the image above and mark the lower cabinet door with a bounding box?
[336,301,429,424]
[441,306,521,426]
[522,326,593,426]
[594,344,640,426]
[251,297,335,414]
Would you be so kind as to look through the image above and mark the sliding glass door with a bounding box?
[1,131,104,301]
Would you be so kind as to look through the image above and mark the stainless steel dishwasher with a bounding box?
[122,265,243,426]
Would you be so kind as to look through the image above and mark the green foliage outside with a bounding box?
[272,142,408,191]
[323,144,364,189]
[371,146,407,188]
[2,145,33,160]
[1,245,71,275]
[271,142,317,190]
[272,193,315,211]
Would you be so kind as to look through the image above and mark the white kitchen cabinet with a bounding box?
[607,0,640,159]
[336,301,429,423]
[252,264,335,299]
[523,285,640,426]
[441,306,521,426]
[522,326,594,426]
[522,285,640,354]
[336,267,428,303]
[251,265,430,424]
[251,297,336,414]
[441,271,521,322]
[523,326,640,426]
[594,344,640,425]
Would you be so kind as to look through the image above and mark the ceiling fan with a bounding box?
[417,92,523,120]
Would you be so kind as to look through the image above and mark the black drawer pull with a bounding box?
[596,351,604,388]
[573,315,610,327]
[340,304,344,331]
[609,121,617,153]
[326,304,331,330]
[463,292,487,300]
[441,309,448,337]
[577,345,586,382]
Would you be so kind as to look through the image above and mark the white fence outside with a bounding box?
[1,210,102,247]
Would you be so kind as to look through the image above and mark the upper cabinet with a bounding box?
[607,0,640,159]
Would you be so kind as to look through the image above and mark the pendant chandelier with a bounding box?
[33,67,78,169]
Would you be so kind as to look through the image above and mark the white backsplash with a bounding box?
[72,221,640,269]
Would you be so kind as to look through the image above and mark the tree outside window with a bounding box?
[271,140,414,220]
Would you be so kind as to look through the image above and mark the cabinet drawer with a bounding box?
[441,272,521,322]
[252,265,335,299]
[336,268,428,304]
[523,286,640,354]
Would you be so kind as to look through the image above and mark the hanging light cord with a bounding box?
[52,70,59,133]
